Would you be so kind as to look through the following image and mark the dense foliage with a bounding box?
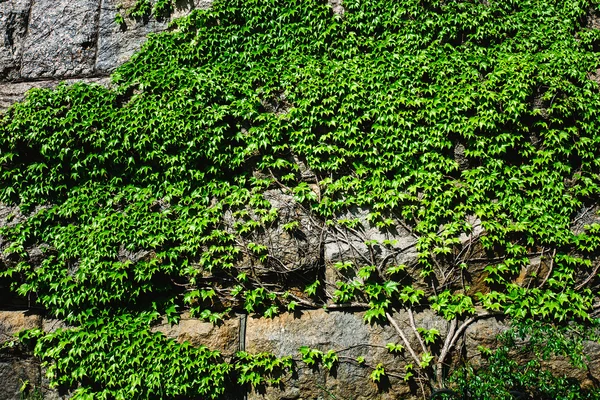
[2,0,600,397]
[448,321,600,399]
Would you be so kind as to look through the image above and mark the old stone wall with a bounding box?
[1,1,600,399]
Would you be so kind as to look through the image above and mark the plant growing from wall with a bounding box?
[2,0,600,398]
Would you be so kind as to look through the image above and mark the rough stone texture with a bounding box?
[0,312,43,400]
[153,312,240,355]
[259,189,322,275]
[41,318,68,334]
[96,0,168,74]
[171,0,213,19]
[571,205,600,235]
[462,316,507,369]
[0,360,40,400]
[328,0,345,15]
[21,0,99,79]
[96,0,213,73]
[0,0,216,110]
[324,208,418,267]
[0,311,41,345]
[0,0,31,81]
[324,207,419,296]
[245,308,448,400]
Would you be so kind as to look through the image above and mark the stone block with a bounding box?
[96,0,168,74]
[96,0,213,74]
[0,311,41,346]
[0,0,31,81]
[0,360,40,400]
[245,308,420,400]
[152,312,240,355]
[21,0,99,79]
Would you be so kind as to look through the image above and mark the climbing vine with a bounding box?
[2,0,600,397]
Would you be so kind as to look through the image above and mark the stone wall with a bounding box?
[1,1,600,399]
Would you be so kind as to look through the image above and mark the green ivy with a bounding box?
[18,312,232,399]
[2,0,600,397]
[449,320,600,399]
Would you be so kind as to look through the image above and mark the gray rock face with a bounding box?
[0,360,40,400]
[96,0,213,73]
[246,309,402,400]
[0,0,31,81]
[260,189,323,275]
[324,207,418,267]
[96,0,168,74]
[21,0,99,79]
[244,308,456,400]
[0,0,215,113]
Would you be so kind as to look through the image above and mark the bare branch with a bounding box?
[538,248,557,288]
[575,261,600,291]
[386,311,422,366]
[436,318,457,387]
[408,307,428,354]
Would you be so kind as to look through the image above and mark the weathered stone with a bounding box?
[245,308,445,400]
[38,367,71,400]
[462,316,507,368]
[0,311,41,346]
[0,360,40,400]
[21,0,99,79]
[260,189,322,275]
[571,205,600,235]
[325,208,418,267]
[41,319,68,334]
[96,0,168,73]
[0,0,31,81]
[0,76,111,112]
[0,312,43,400]
[170,0,213,20]
[152,312,240,355]
[221,188,323,280]
[324,207,418,293]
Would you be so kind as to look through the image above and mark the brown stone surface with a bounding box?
[0,312,43,400]
[0,311,41,346]
[152,312,240,355]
